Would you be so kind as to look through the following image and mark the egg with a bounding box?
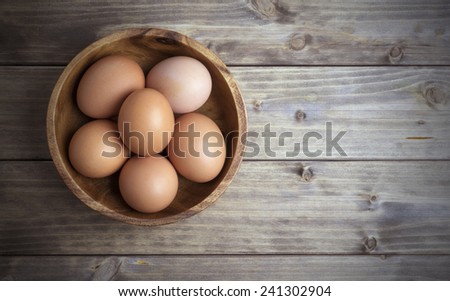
[146,56,212,113]
[119,155,178,213]
[168,113,226,183]
[77,55,145,118]
[68,119,129,178]
[118,88,174,156]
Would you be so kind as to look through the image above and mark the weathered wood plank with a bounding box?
[238,66,450,160]
[1,255,449,280]
[0,67,60,160]
[1,0,449,65]
[1,66,449,160]
[1,161,449,255]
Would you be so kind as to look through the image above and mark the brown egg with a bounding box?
[146,56,212,114]
[119,155,178,213]
[68,119,128,178]
[77,55,145,118]
[118,88,174,156]
[168,113,226,183]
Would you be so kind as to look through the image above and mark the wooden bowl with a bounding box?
[47,28,247,226]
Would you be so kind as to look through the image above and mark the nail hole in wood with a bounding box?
[295,110,306,121]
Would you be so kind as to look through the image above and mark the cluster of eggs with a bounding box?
[68,55,226,213]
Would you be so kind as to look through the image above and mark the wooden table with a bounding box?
[1,0,450,280]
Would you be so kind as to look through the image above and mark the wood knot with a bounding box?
[253,100,263,111]
[417,120,426,125]
[369,194,378,203]
[295,110,306,121]
[299,165,313,182]
[92,257,123,281]
[249,0,295,23]
[424,84,447,108]
[155,37,179,45]
[289,33,309,50]
[153,29,183,45]
[250,0,277,17]
[388,46,404,64]
[363,236,377,252]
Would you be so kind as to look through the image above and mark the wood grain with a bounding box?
[238,66,450,160]
[0,67,59,159]
[1,0,449,65]
[1,255,449,280]
[1,66,450,160]
[1,161,449,255]
[1,0,450,281]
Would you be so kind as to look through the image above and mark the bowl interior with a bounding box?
[48,28,246,225]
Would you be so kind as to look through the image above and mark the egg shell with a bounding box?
[119,155,178,213]
[118,88,174,156]
[77,55,145,118]
[146,56,212,114]
[68,119,129,178]
[168,112,226,183]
